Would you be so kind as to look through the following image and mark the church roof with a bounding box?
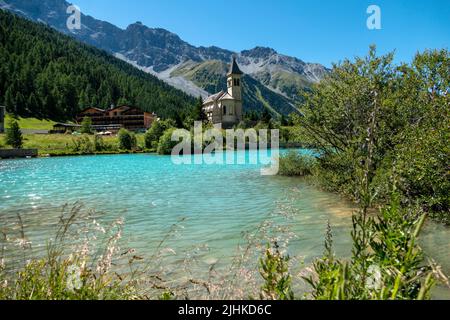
[228,57,243,75]
[218,92,235,101]
[203,91,225,104]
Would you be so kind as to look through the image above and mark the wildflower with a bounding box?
[15,238,32,249]
[66,264,83,292]
[92,220,106,234]
[96,228,122,274]
[366,265,383,290]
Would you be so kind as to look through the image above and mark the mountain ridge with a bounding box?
[1,0,329,115]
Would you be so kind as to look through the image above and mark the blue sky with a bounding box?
[72,0,449,67]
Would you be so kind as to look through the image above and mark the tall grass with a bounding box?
[0,193,303,300]
[0,205,138,300]
[278,151,316,177]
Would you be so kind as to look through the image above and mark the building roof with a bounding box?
[228,57,243,75]
[79,107,105,113]
[54,123,81,128]
[204,91,226,104]
[108,105,132,112]
[218,92,235,101]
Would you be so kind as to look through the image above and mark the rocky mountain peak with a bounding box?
[241,47,278,59]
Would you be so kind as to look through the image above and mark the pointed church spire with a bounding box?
[228,56,243,75]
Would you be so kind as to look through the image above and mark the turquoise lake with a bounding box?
[1,151,449,297]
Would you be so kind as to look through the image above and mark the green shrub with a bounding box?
[157,128,178,155]
[395,127,449,223]
[306,197,436,300]
[259,243,294,300]
[93,135,106,152]
[71,135,114,154]
[144,119,175,149]
[278,151,316,177]
[296,47,449,223]
[315,151,358,197]
[80,117,93,135]
[118,129,136,151]
[72,136,94,153]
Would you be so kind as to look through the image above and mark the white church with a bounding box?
[202,57,243,128]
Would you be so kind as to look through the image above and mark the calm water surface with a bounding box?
[0,151,448,297]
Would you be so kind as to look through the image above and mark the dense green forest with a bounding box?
[0,10,195,121]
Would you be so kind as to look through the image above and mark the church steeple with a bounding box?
[228,56,243,76]
[227,56,242,100]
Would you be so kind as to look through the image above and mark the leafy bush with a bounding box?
[259,243,294,300]
[157,128,178,155]
[306,198,436,300]
[298,47,449,223]
[118,129,136,151]
[93,135,107,152]
[71,135,114,154]
[395,125,449,223]
[278,151,316,177]
[72,135,94,154]
[80,117,93,135]
[144,119,175,149]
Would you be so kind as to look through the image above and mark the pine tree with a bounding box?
[5,120,23,149]
[192,96,207,122]
[78,90,90,110]
[4,87,15,113]
[14,92,25,115]
[27,93,39,117]
[261,108,272,124]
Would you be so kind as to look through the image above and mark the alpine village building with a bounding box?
[53,106,157,134]
[202,57,244,128]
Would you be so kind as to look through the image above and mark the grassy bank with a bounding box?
[0,133,149,156]
[4,115,56,131]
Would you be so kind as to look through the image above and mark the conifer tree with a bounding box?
[5,120,23,149]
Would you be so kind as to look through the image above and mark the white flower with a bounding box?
[366,264,383,290]
[66,264,83,292]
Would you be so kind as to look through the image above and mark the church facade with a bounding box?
[202,57,243,128]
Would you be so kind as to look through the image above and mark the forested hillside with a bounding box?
[0,10,195,121]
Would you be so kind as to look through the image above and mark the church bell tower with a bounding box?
[227,56,243,101]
